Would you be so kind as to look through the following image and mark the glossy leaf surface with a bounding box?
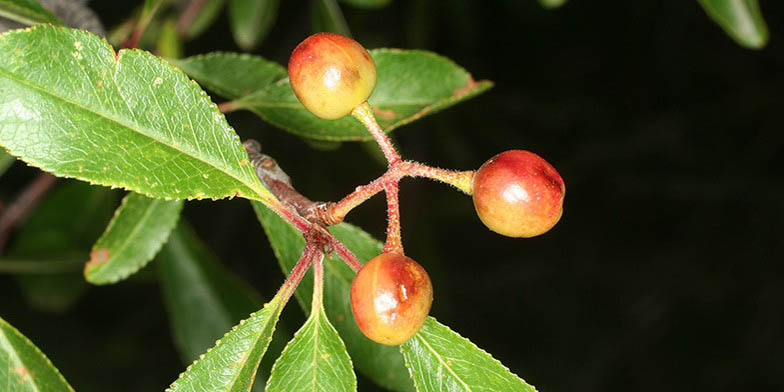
[266,292,356,391]
[401,318,537,392]
[157,222,287,389]
[0,25,274,203]
[253,202,414,392]
[170,52,286,100]
[0,0,59,26]
[0,316,73,391]
[234,49,493,141]
[84,192,183,285]
[698,0,768,49]
[229,0,279,50]
[167,295,285,392]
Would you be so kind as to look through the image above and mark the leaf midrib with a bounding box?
[414,330,473,392]
[89,197,162,280]
[0,64,266,200]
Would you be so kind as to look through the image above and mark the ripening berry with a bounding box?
[350,252,433,346]
[288,32,377,120]
[472,150,565,238]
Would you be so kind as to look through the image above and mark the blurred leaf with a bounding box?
[182,0,226,40]
[401,318,537,392]
[167,293,285,392]
[235,49,493,141]
[311,0,350,37]
[170,52,286,99]
[0,316,74,391]
[0,25,275,203]
[229,0,280,50]
[698,0,768,49]
[0,254,83,274]
[339,0,391,9]
[157,221,288,389]
[252,202,415,392]
[0,148,14,176]
[538,0,567,9]
[157,18,183,59]
[84,192,183,285]
[0,0,60,25]
[266,274,356,391]
[8,181,116,313]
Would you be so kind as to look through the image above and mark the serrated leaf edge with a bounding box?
[235,48,494,142]
[85,194,183,284]
[0,316,75,392]
[400,317,537,392]
[266,302,357,391]
[166,299,283,392]
[0,25,273,202]
[169,51,287,99]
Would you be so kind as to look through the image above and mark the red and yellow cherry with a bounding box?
[472,150,565,238]
[288,32,377,120]
[350,252,433,346]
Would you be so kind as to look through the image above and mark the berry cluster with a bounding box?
[257,33,565,346]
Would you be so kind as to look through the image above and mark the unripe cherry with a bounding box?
[472,150,565,238]
[350,252,433,346]
[288,32,377,120]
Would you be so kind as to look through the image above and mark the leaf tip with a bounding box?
[85,248,111,273]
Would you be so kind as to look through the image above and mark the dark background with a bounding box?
[2,1,783,391]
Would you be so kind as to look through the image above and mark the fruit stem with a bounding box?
[352,102,401,165]
[383,180,404,254]
[330,238,363,272]
[274,241,318,306]
[407,162,475,195]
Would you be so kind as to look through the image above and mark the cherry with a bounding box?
[472,150,565,238]
[350,252,433,346]
[288,32,377,120]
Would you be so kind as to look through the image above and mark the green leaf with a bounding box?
[229,0,280,50]
[252,202,415,392]
[169,52,286,100]
[0,25,275,203]
[183,0,226,40]
[538,0,567,9]
[8,181,116,312]
[157,221,289,391]
[235,49,493,141]
[0,316,74,391]
[312,0,351,37]
[84,192,183,285]
[167,295,285,392]
[698,0,768,49]
[339,0,391,9]
[157,18,183,59]
[266,296,356,391]
[0,0,60,26]
[401,318,537,392]
[0,148,14,176]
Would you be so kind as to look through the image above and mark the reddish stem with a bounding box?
[218,101,238,113]
[0,173,58,253]
[176,0,208,37]
[329,238,363,272]
[352,102,400,165]
[382,179,403,254]
[275,241,318,305]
